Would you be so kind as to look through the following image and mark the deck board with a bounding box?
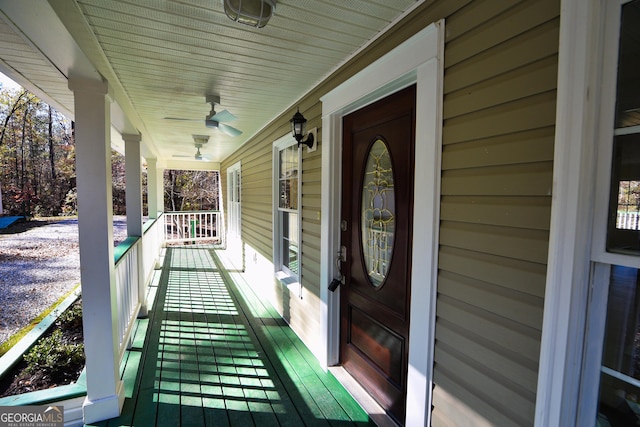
[88,246,373,427]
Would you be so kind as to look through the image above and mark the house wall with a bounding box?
[221,0,559,425]
[435,0,558,425]
[220,105,324,354]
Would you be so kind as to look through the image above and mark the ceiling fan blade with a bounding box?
[164,117,199,122]
[172,154,211,161]
[208,109,237,123]
[218,123,243,137]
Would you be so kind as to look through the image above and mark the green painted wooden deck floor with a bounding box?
[88,246,373,427]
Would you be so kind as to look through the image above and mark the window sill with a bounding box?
[275,270,302,299]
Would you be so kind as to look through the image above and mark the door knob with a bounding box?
[328,246,346,292]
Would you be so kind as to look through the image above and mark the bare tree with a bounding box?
[0,89,27,147]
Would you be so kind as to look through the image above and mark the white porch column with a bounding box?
[146,158,161,219]
[146,158,157,219]
[123,133,147,317]
[123,133,143,236]
[69,77,124,424]
[156,165,165,216]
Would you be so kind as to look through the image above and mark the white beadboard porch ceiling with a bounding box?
[0,0,420,165]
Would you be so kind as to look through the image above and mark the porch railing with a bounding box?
[142,216,164,283]
[113,216,164,360]
[164,210,222,244]
[617,211,640,230]
[114,236,141,360]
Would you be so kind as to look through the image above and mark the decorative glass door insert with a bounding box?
[361,138,395,287]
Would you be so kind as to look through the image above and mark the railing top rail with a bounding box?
[164,210,221,214]
[114,236,140,265]
[143,217,159,234]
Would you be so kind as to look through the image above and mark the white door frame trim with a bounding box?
[226,160,242,241]
[319,20,444,426]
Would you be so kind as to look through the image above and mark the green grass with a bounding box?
[0,284,80,357]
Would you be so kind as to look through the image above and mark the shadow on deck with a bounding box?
[88,246,374,427]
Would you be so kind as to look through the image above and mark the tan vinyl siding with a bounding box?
[433,0,559,425]
[441,127,555,169]
[440,196,551,231]
[291,102,323,346]
[221,146,273,259]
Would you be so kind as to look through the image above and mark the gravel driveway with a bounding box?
[0,217,128,345]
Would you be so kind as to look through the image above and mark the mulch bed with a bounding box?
[0,300,84,397]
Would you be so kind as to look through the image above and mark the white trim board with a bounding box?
[226,160,242,250]
[534,0,611,425]
[319,21,444,427]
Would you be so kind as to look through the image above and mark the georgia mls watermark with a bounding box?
[0,406,63,427]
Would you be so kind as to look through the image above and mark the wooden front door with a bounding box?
[340,85,415,425]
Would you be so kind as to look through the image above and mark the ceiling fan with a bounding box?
[164,95,243,137]
[172,135,212,161]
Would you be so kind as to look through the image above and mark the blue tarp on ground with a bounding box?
[0,216,24,229]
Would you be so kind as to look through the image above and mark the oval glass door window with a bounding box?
[361,138,395,287]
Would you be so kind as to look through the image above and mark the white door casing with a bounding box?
[319,20,444,427]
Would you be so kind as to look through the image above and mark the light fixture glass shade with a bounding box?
[290,109,307,142]
[224,0,276,28]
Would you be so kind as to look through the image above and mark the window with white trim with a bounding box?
[586,1,640,425]
[227,161,241,240]
[273,136,300,280]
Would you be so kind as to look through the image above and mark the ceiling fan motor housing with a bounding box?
[206,119,220,129]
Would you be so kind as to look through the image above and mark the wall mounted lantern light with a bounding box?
[290,108,315,149]
[223,0,276,28]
